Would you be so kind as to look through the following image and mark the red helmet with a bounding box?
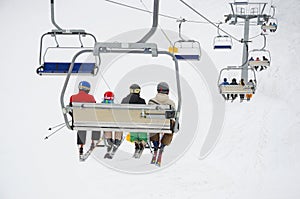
[104,91,114,100]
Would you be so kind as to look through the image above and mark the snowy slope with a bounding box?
[0,0,300,199]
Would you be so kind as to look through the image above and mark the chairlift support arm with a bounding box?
[137,0,159,43]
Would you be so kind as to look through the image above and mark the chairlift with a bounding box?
[261,17,278,33]
[248,34,271,70]
[248,49,271,68]
[213,23,233,50]
[61,42,181,134]
[37,32,99,75]
[218,66,257,98]
[36,0,98,76]
[169,18,201,61]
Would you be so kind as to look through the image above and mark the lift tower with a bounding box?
[225,0,270,82]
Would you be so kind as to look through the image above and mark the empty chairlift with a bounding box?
[37,31,99,75]
[169,18,201,61]
[213,23,233,50]
[36,0,98,76]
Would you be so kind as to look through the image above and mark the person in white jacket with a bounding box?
[148,82,176,165]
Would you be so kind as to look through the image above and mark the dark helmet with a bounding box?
[130,84,141,94]
[78,81,91,93]
[157,82,169,94]
[223,78,227,82]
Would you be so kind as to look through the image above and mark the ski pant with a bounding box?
[150,133,173,146]
[246,93,253,100]
[77,131,101,145]
[104,131,123,141]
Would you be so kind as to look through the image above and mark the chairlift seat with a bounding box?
[69,103,176,133]
[214,45,232,49]
[37,62,96,75]
[249,60,270,67]
[261,25,277,30]
[219,85,255,94]
[173,40,201,61]
[175,54,200,60]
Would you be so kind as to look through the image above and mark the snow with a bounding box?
[0,0,300,198]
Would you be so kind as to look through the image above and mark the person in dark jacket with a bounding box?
[121,84,147,157]
[239,79,245,102]
[121,84,146,104]
[230,78,238,102]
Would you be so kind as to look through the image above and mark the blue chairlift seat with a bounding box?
[175,54,200,60]
[214,45,232,49]
[37,62,95,75]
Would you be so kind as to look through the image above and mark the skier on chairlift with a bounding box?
[149,82,176,167]
[121,84,147,159]
[230,78,238,102]
[69,81,100,160]
[220,78,230,100]
[102,91,121,159]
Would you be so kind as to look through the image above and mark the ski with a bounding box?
[80,143,95,161]
[80,139,103,161]
[136,143,145,159]
[155,149,163,167]
[151,150,158,164]
[104,145,119,159]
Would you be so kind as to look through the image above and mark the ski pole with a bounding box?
[48,120,71,130]
[44,124,66,140]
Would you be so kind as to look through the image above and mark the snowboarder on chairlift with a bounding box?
[149,82,176,167]
[69,81,100,160]
[102,91,122,159]
[121,84,147,159]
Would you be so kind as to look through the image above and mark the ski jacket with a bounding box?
[121,93,146,104]
[70,91,96,103]
[220,81,229,86]
[148,93,175,108]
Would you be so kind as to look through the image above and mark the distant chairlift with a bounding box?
[248,34,271,70]
[218,66,257,96]
[261,17,278,33]
[169,18,201,61]
[261,6,278,34]
[213,23,233,50]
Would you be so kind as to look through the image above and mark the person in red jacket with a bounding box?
[70,81,100,159]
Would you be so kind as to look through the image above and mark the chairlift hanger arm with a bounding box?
[137,0,159,43]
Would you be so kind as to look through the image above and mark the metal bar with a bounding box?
[60,49,93,130]
[241,18,250,82]
[50,0,63,30]
[137,0,159,43]
[70,103,171,110]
